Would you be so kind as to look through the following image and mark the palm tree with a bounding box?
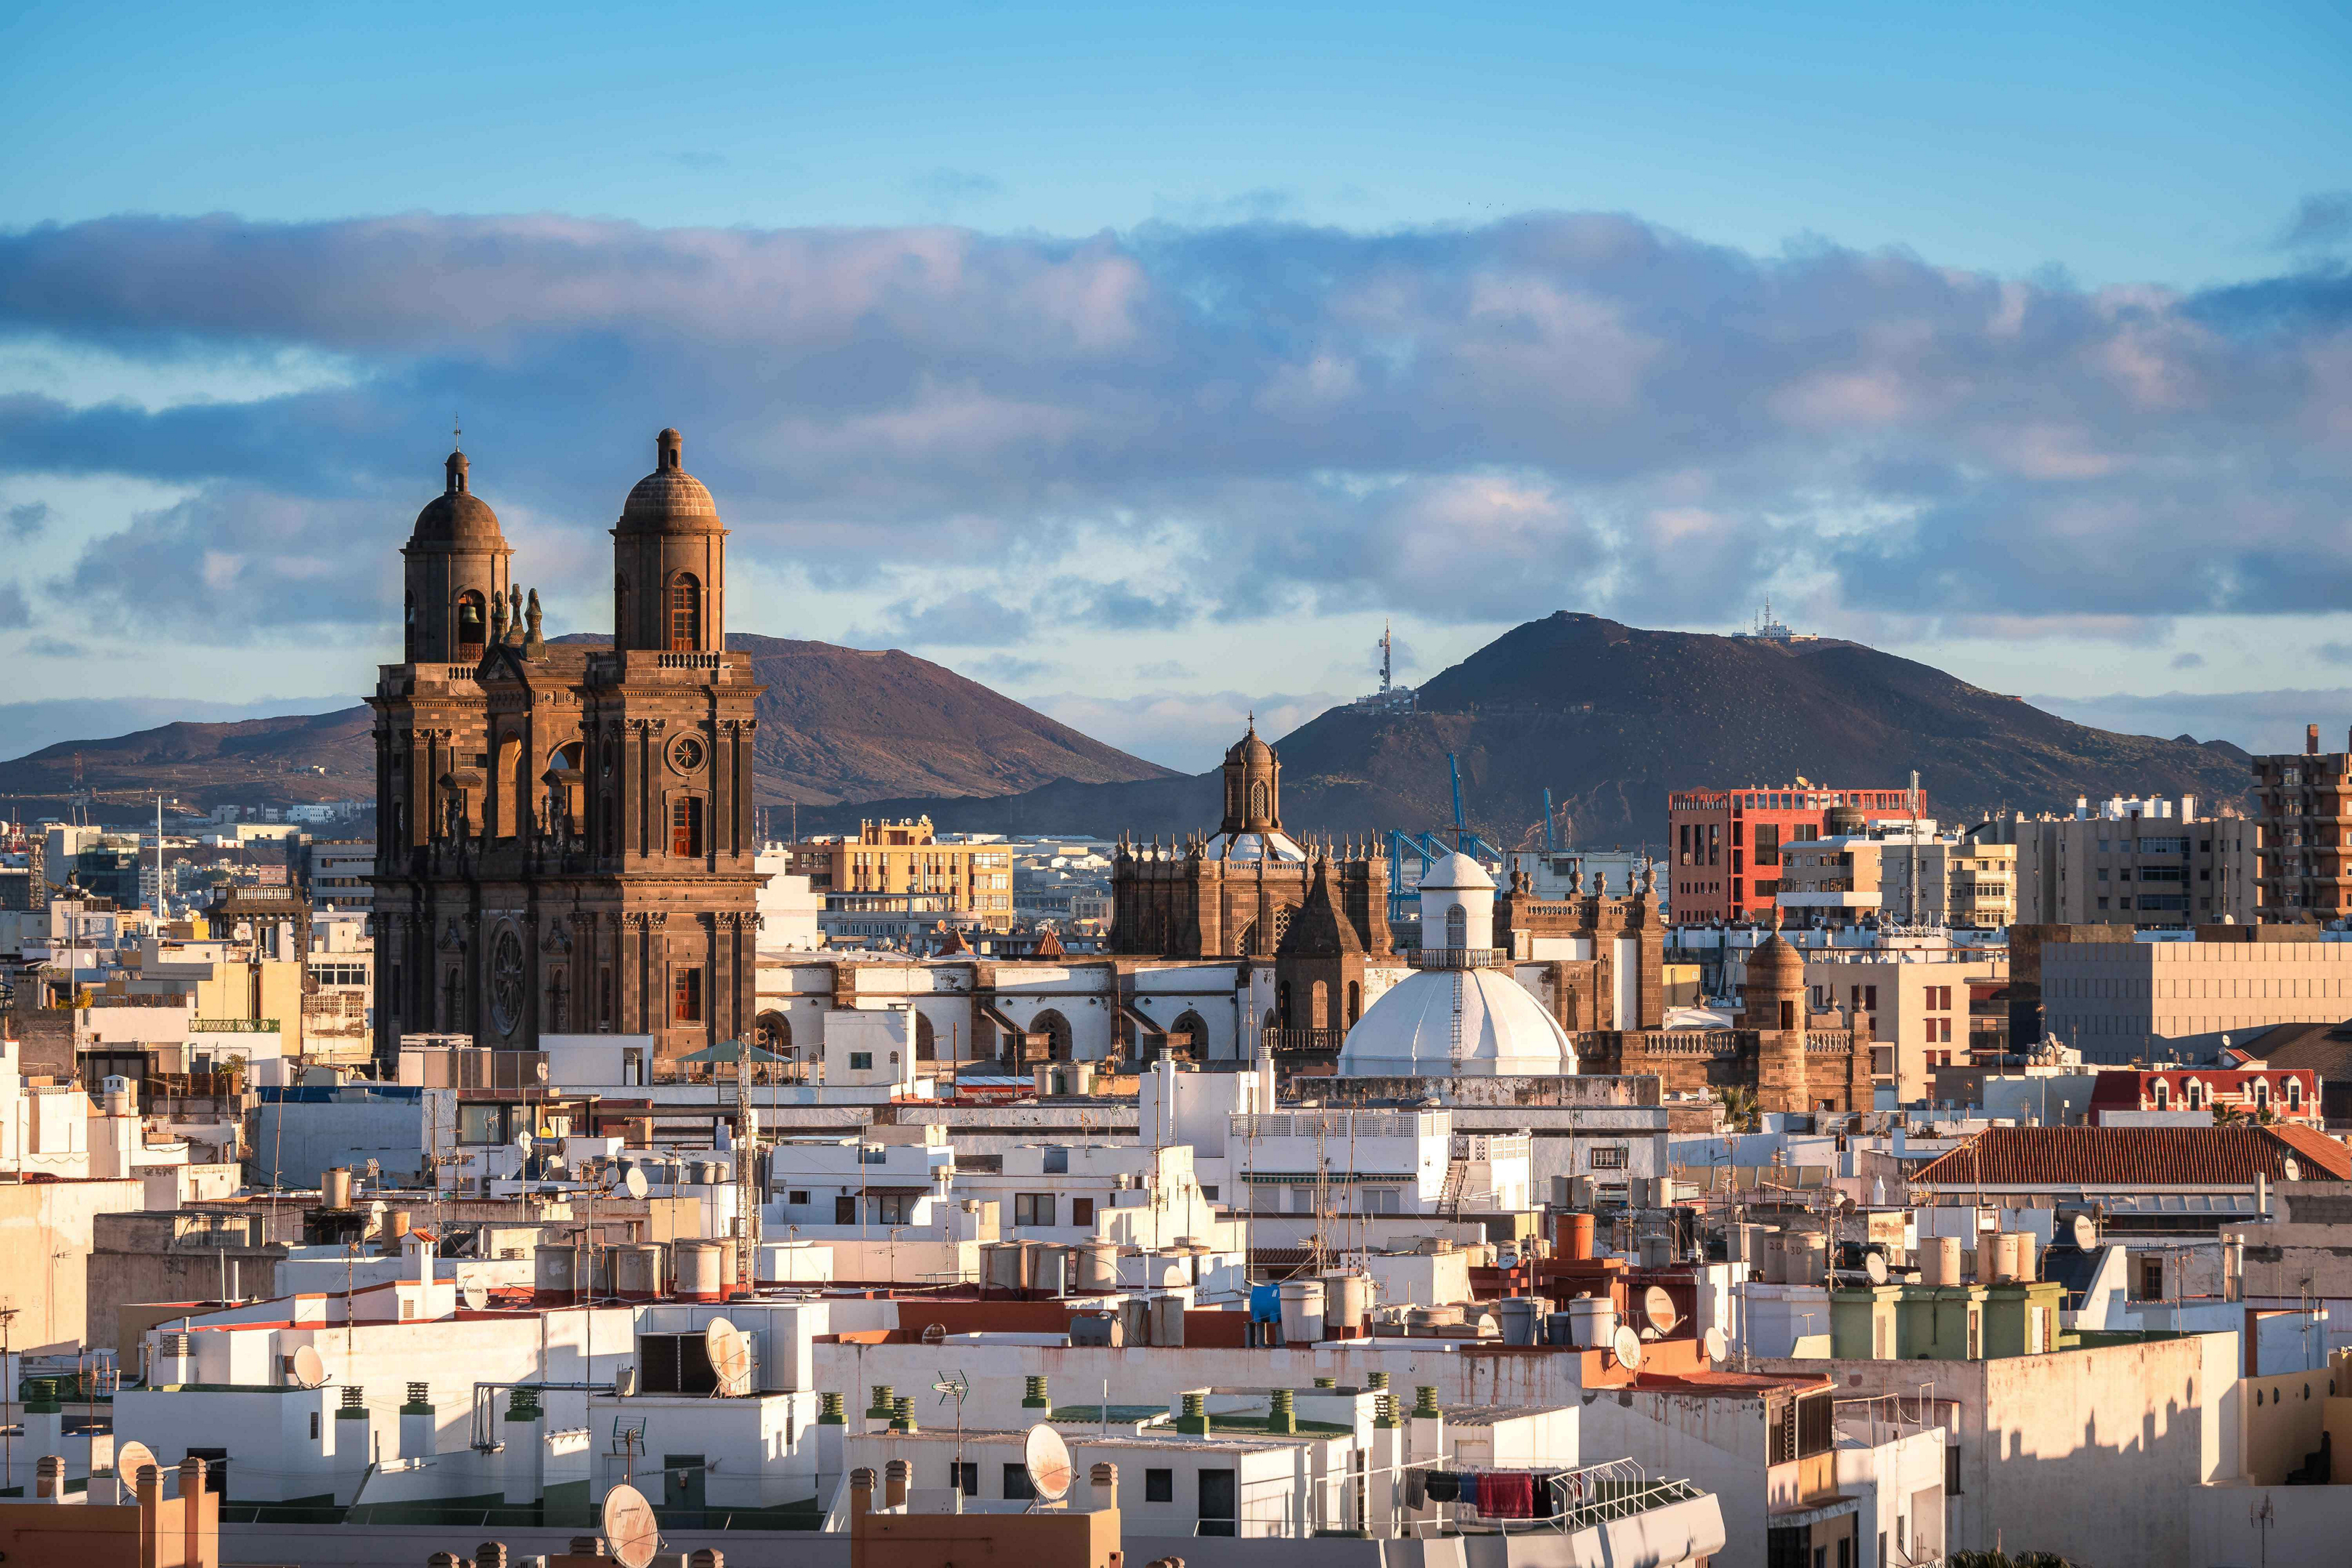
[2213,1101,2247,1126]
[1715,1085,1760,1132]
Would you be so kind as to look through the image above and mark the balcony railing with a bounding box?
[191,1018,279,1034]
[1264,1026,1347,1053]
[1410,947,1498,969]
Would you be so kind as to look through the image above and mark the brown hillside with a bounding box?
[0,634,1173,816]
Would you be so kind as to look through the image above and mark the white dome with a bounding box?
[1418,852,1494,891]
[1201,830,1307,863]
[1336,968,1577,1077]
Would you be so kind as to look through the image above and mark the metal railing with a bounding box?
[1411,947,1499,969]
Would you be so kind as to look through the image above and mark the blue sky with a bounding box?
[1,1,2348,772]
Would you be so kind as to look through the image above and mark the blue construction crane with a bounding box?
[1387,755,1506,923]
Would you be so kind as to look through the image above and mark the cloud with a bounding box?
[6,501,46,538]
[1,208,2349,661]
[2321,642,2352,666]
[57,484,399,637]
[908,168,1005,207]
[2278,192,2352,254]
[964,654,1053,685]
[2169,651,2205,670]
[1134,660,1193,679]
[0,581,28,628]
[2028,687,2352,755]
[849,590,1032,649]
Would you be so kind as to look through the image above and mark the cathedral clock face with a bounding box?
[490,926,526,1037]
[670,734,708,773]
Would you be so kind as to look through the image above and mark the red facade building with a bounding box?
[1667,783,1922,925]
[2087,1066,2322,1126]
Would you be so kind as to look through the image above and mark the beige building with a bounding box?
[1992,795,2253,930]
[2041,928,2352,1063]
[1877,838,2018,928]
[791,817,1015,930]
[1776,831,1884,924]
[1805,952,2006,1104]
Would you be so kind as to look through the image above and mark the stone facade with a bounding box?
[1109,724,1391,1045]
[1570,934,1872,1114]
[369,430,764,1069]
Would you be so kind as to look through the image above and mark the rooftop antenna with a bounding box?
[452,413,462,452]
[1542,788,1557,857]
[1379,620,1394,697]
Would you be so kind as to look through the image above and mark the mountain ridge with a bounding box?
[0,633,1175,816]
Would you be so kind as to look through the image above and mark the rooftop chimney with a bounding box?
[2308,723,2319,756]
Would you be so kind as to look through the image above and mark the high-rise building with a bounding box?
[369,429,765,1069]
[1990,794,2253,929]
[1667,783,1922,924]
[2249,727,2352,921]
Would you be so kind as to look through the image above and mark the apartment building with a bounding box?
[1667,782,1921,923]
[1991,794,2253,929]
[788,816,1017,931]
[1803,952,2006,1105]
[1879,838,2018,928]
[2250,727,2352,920]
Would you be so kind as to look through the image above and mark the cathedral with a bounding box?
[369,429,764,1069]
[1109,722,1392,1037]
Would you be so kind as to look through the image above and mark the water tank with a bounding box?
[1150,1294,1188,1347]
[982,1241,1025,1294]
[2011,1230,2038,1283]
[1789,1233,1828,1287]
[1497,1297,1541,1347]
[1031,1245,1069,1298]
[534,1245,579,1301]
[1566,1295,1617,1349]
[613,1244,666,1301]
[1557,1212,1596,1261]
[674,1240,727,1301]
[1545,1311,1578,1347]
[1319,1271,1371,1331]
[1639,1233,1673,1270]
[1761,1236,1790,1284]
[322,1167,353,1209]
[1922,1236,1961,1288]
[1076,1241,1119,1293]
[1278,1279,1326,1345]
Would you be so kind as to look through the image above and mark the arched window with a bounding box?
[1249,780,1268,820]
[915,1012,936,1061]
[2254,1079,2271,1111]
[2153,1079,2169,1110]
[1171,1009,1209,1057]
[1445,905,1467,949]
[1311,979,1330,1029]
[1030,1008,1072,1063]
[2186,1079,2204,1111]
[1277,981,1293,1027]
[2288,1077,2304,1111]
[1347,981,1361,1024]
[669,573,701,651]
[455,591,486,658]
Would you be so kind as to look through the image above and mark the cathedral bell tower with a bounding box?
[401,446,513,664]
[1220,717,1281,835]
[611,427,726,654]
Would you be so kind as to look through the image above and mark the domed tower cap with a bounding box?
[619,426,720,534]
[1745,933,1807,989]
[409,448,504,545]
[1824,803,1868,837]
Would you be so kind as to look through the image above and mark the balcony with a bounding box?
[1263,1026,1347,1053]
[1410,947,1498,968]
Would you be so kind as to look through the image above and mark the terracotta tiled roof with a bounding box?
[1911,1124,2352,1188]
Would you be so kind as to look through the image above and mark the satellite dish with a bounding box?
[513,1130,534,1154]
[1023,1423,1074,1504]
[1612,1325,1644,1373]
[1641,1286,1678,1335]
[288,1345,327,1389]
[2283,1156,2303,1183]
[601,1483,661,1568]
[1865,1252,1889,1286]
[705,1318,751,1397]
[462,1283,489,1312]
[535,1059,550,1082]
[1702,1327,1728,1363]
[622,1167,649,1201]
[114,1440,156,1487]
[2068,1212,2097,1251]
